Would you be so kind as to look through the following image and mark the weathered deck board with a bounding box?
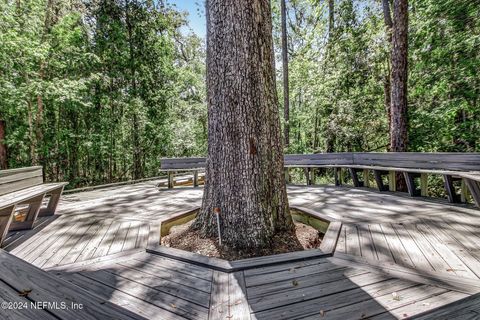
[0,250,143,320]
[3,183,480,319]
[59,272,181,320]
[0,279,57,320]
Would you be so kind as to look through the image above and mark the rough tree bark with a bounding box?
[390,0,408,191]
[390,0,408,152]
[192,0,294,250]
[281,0,290,148]
[382,0,393,149]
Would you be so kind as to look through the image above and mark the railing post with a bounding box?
[420,173,428,196]
[389,171,397,192]
[193,170,199,187]
[304,168,312,186]
[363,169,370,188]
[461,179,467,203]
[284,168,290,184]
[334,168,340,186]
[168,172,174,189]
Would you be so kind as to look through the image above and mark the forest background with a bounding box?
[0,0,478,188]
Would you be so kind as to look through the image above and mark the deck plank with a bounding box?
[58,272,185,320]
[41,219,99,269]
[369,223,395,262]
[391,223,433,271]
[0,279,57,320]
[209,271,230,320]
[0,250,143,320]
[4,184,480,319]
[79,269,209,319]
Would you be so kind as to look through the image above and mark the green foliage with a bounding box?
[273,0,479,154]
[0,0,206,187]
[0,0,478,188]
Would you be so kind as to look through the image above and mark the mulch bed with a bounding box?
[161,220,323,260]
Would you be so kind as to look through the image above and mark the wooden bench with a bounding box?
[284,152,480,207]
[160,158,206,189]
[0,166,68,247]
[160,153,480,208]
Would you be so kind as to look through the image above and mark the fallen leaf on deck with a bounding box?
[19,289,32,297]
[292,280,299,286]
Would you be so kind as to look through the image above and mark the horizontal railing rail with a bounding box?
[159,153,480,208]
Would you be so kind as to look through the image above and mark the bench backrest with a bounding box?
[353,152,480,171]
[0,166,43,196]
[160,153,480,172]
[160,157,207,170]
[284,153,354,167]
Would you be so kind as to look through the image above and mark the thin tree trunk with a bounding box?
[382,0,393,150]
[27,100,37,165]
[390,0,408,191]
[281,0,290,148]
[390,0,408,152]
[192,0,294,251]
[325,0,335,153]
[0,120,7,169]
[328,0,334,37]
[126,0,142,180]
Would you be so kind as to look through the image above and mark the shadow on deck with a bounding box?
[2,182,480,319]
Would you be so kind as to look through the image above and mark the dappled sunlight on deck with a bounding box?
[3,181,480,319]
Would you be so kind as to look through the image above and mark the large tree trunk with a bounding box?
[192,0,294,251]
[281,0,290,148]
[390,0,408,191]
[390,0,408,152]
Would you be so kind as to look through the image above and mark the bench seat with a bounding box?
[0,182,68,208]
[0,166,68,247]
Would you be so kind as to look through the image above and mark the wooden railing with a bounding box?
[160,153,480,207]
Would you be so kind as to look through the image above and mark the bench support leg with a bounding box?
[193,171,199,187]
[443,175,460,203]
[403,172,420,197]
[168,172,174,189]
[38,186,65,217]
[465,179,480,208]
[0,205,15,247]
[349,168,363,187]
[9,194,45,231]
[334,168,340,186]
[373,170,388,191]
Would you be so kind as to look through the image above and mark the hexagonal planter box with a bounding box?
[147,206,342,272]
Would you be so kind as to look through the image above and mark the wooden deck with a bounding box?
[2,182,480,319]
